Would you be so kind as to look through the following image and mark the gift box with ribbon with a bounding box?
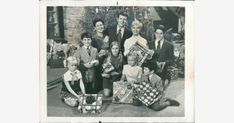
[78,94,103,113]
[167,66,179,80]
[133,81,162,106]
[112,81,133,104]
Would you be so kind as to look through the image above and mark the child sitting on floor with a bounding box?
[132,61,180,111]
[120,53,142,84]
[60,56,85,107]
[102,41,123,97]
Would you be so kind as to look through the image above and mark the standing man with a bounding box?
[149,25,174,90]
[107,12,132,54]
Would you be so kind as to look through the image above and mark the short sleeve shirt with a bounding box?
[122,65,142,82]
[61,70,82,92]
[64,70,82,82]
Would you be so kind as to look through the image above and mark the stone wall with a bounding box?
[63,7,86,44]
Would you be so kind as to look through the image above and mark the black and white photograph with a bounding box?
[40,0,194,122]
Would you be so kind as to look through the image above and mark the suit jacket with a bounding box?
[74,46,98,72]
[75,46,98,83]
[107,26,132,53]
[75,46,98,63]
[149,39,174,64]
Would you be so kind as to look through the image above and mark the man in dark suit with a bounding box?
[149,25,174,90]
[107,12,132,54]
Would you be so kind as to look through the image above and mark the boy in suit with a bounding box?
[132,61,180,111]
[75,32,99,94]
[148,25,174,90]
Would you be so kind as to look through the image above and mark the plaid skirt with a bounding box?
[60,91,82,107]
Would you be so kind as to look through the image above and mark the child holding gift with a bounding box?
[132,61,180,111]
[102,41,124,97]
[75,32,99,94]
[120,53,142,84]
[60,56,85,107]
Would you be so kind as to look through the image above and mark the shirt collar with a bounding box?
[156,38,164,43]
[132,35,141,39]
[155,38,164,47]
[117,26,125,32]
[68,70,79,75]
[83,46,90,49]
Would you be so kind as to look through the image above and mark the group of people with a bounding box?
[59,12,179,111]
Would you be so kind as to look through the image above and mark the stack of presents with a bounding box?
[47,38,79,68]
[75,43,183,114]
[47,36,184,113]
[77,80,163,113]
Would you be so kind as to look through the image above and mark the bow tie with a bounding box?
[70,71,77,76]
[70,71,77,85]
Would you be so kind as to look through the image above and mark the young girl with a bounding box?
[60,56,86,107]
[102,41,124,97]
[132,61,180,111]
[120,53,142,83]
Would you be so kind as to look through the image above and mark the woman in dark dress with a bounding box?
[91,18,110,93]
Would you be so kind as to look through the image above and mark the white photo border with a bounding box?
[40,0,195,122]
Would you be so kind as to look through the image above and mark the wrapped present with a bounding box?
[78,94,103,113]
[128,42,154,66]
[102,62,115,73]
[134,81,161,106]
[112,81,133,104]
[167,66,179,80]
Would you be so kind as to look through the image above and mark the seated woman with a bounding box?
[124,20,149,57]
[102,41,123,97]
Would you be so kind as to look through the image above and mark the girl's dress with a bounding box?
[60,70,82,107]
[122,64,142,83]
[102,53,123,91]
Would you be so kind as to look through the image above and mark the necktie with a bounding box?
[156,40,161,52]
[87,47,91,56]
[117,28,122,42]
